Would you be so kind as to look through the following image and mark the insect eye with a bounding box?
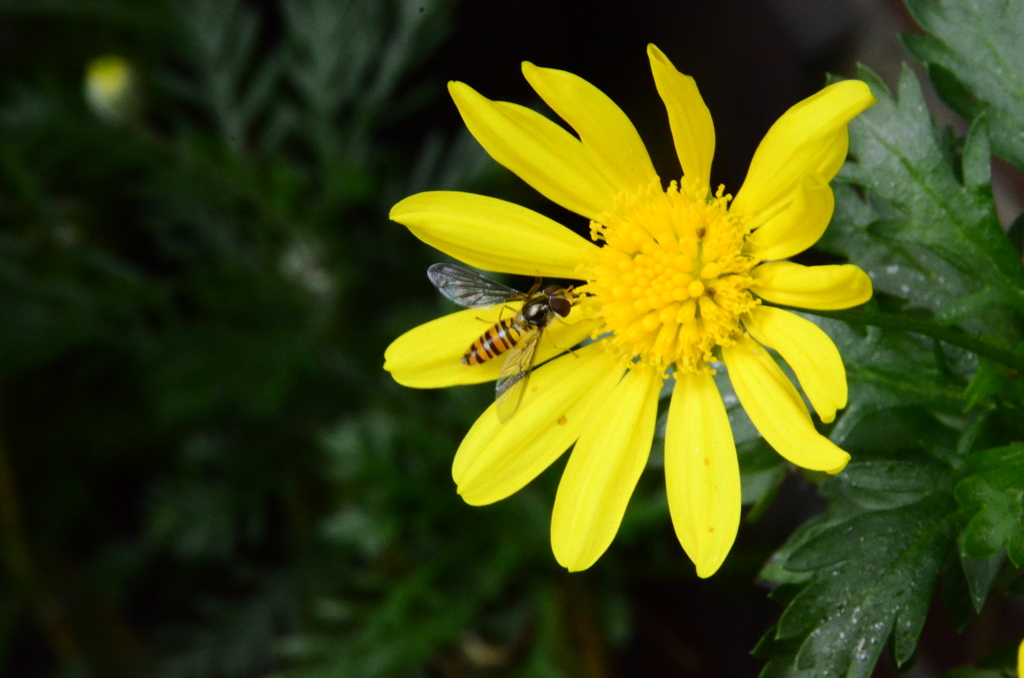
[550,297,571,317]
[544,285,560,296]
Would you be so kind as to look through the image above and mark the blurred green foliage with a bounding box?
[0,1,609,675]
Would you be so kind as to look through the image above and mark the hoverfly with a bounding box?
[427,263,575,423]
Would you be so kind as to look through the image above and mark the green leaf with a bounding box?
[833,459,949,509]
[903,0,1024,171]
[817,321,966,446]
[761,458,960,677]
[820,184,981,325]
[840,65,1024,320]
[961,114,992,188]
[959,551,1004,612]
[964,350,1024,410]
[925,62,983,122]
[955,444,1024,566]
[765,498,957,676]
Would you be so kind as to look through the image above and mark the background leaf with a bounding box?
[903,0,1024,172]
[956,445,1024,566]
[838,65,1024,324]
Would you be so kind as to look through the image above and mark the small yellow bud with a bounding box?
[84,55,140,126]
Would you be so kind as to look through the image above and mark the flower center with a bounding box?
[581,178,757,373]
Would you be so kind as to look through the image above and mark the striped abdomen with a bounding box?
[463,318,525,365]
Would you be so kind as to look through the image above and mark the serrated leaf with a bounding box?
[903,0,1024,172]
[961,114,992,188]
[819,320,966,422]
[924,62,983,123]
[840,65,1024,321]
[762,492,957,677]
[759,511,847,587]
[834,459,949,509]
[820,185,983,322]
[955,444,1024,566]
[761,453,962,678]
[959,551,1004,612]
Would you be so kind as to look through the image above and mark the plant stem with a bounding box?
[787,307,1024,372]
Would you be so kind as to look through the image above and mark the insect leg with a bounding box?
[545,333,580,358]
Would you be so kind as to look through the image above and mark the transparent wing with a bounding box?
[494,326,543,423]
[427,263,523,309]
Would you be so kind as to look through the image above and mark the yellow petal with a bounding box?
[743,176,834,261]
[723,335,850,473]
[453,344,623,504]
[647,44,715,188]
[522,62,659,197]
[665,371,740,578]
[731,80,874,224]
[390,191,596,279]
[815,127,850,185]
[384,305,600,388]
[551,366,662,571]
[1018,638,1023,678]
[743,306,847,424]
[752,261,873,310]
[449,81,620,221]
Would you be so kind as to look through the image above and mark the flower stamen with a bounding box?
[582,178,758,372]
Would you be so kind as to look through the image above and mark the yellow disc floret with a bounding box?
[582,178,757,373]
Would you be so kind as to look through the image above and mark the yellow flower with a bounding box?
[384,45,876,577]
[1019,638,1023,678]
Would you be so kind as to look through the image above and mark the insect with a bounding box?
[427,262,575,423]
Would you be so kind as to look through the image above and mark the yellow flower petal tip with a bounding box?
[696,559,725,579]
[731,77,875,220]
[827,454,851,475]
[388,191,597,278]
[550,366,661,572]
[388,47,873,575]
[666,372,740,580]
[1017,638,1023,678]
[388,194,413,221]
[754,262,873,310]
[645,43,676,70]
[833,79,878,108]
[646,43,714,187]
